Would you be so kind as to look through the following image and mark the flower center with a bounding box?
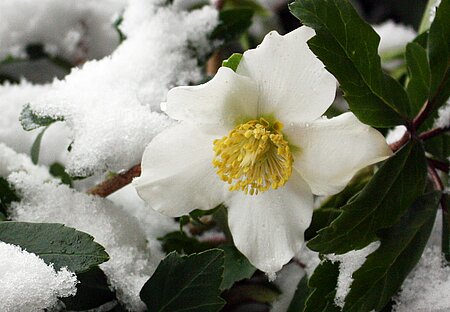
[213,118,293,195]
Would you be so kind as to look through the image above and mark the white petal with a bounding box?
[164,67,258,134]
[286,113,392,196]
[133,123,228,217]
[236,27,336,123]
[226,173,313,274]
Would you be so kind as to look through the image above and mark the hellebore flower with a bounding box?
[133,26,392,275]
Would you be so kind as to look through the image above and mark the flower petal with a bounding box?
[133,123,228,217]
[287,113,392,196]
[226,173,313,274]
[164,67,258,134]
[236,27,336,123]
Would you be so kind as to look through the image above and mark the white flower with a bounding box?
[133,26,392,275]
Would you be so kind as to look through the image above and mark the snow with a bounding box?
[0,0,126,63]
[394,212,450,312]
[0,241,77,312]
[0,144,175,311]
[271,263,306,312]
[326,242,380,308]
[0,81,71,166]
[434,100,450,129]
[373,20,416,54]
[25,0,219,177]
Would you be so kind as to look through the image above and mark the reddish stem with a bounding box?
[428,158,450,173]
[87,164,141,197]
[389,130,411,152]
[419,126,450,141]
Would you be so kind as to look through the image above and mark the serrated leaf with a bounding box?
[289,0,410,127]
[140,249,225,312]
[31,126,49,164]
[222,53,243,71]
[308,140,427,254]
[405,42,431,117]
[0,222,109,273]
[343,192,441,311]
[220,245,256,290]
[20,104,63,131]
[287,276,311,312]
[210,9,254,43]
[428,0,450,109]
[0,177,19,218]
[62,266,116,310]
[304,260,341,312]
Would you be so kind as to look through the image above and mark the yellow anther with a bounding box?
[213,118,293,195]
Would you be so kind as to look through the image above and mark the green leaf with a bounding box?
[220,245,256,290]
[343,192,441,311]
[0,222,109,273]
[30,126,49,164]
[0,177,19,218]
[62,266,116,310]
[49,162,73,187]
[442,194,450,263]
[308,140,427,254]
[405,42,431,117]
[222,53,243,71]
[425,135,450,159]
[428,0,450,109]
[287,276,311,312]
[305,208,341,241]
[159,231,215,255]
[289,0,410,127]
[140,249,225,312]
[210,9,254,43]
[304,260,341,312]
[20,104,63,131]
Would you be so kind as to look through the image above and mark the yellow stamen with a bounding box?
[213,118,293,195]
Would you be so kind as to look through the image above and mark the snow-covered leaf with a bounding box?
[0,222,109,273]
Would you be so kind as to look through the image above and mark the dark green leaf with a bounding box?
[308,140,427,254]
[0,222,109,273]
[319,167,374,210]
[287,276,311,312]
[220,245,256,290]
[305,208,341,241]
[210,9,254,43]
[428,0,450,109]
[159,231,215,255]
[344,192,441,311]
[49,162,73,186]
[20,104,63,131]
[62,266,116,310]
[140,249,225,312]
[222,282,280,305]
[405,42,431,117]
[425,135,450,159]
[31,126,49,164]
[0,177,19,218]
[304,260,341,312]
[289,0,410,127]
[222,53,243,71]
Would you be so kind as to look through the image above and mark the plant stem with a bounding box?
[87,164,141,197]
[388,130,411,152]
[427,158,450,173]
[419,126,450,141]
